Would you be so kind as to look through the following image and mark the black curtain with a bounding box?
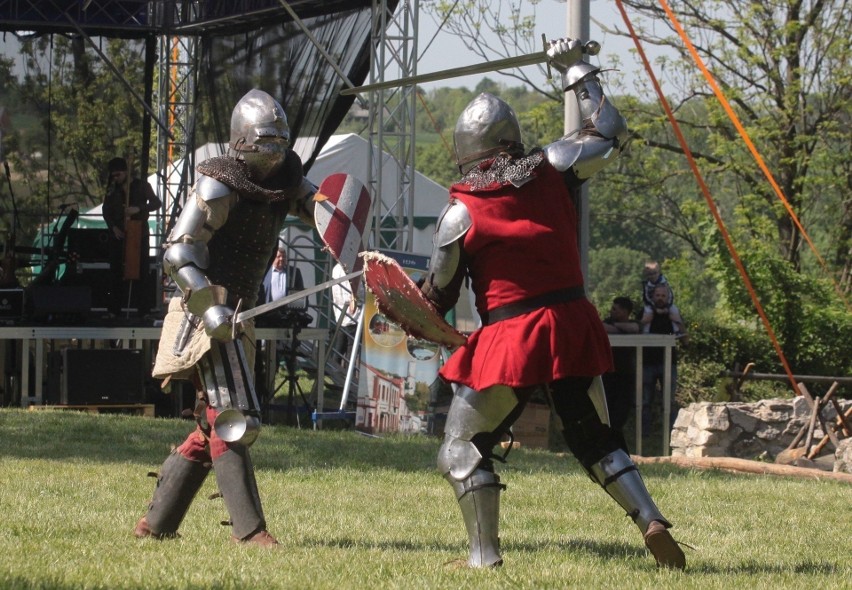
[197,1,398,172]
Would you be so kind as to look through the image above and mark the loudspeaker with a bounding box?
[28,285,91,324]
[63,266,157,311]
[66,228,110,263]
[59,348,145,405]
[0,289,24,319]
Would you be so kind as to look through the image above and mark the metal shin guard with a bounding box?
[451,469,505,568]
[199,339,263,446]
[589,449,671,533]
[144,452,211,536]
[213,445,266,540]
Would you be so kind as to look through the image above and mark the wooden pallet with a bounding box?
[29,404,155,417]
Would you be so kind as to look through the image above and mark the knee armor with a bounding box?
[437,384,519,482]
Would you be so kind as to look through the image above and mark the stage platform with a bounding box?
[0,317,329,423]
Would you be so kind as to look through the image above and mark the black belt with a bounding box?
[480,286,587,326]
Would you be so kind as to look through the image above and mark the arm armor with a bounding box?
[420,200,470,315]
[545,63,628,181]
[162,175,237,339]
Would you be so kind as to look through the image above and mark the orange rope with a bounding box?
[614,0,802,396]
[417,91,454,157]
[656,0,848,311]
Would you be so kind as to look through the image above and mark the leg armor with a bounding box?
[589,450,685,569]
[213,445,267,541]
[437,384,527,568]
[550,377,684,568]
[198,339,262,446]
[136,451,211,537]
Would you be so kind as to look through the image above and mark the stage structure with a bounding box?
[0,0,411,417]
[0,0,403,244]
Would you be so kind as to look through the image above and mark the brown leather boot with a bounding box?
[232,529,279,547]
[134,517,179,539]
[644,520,686,569]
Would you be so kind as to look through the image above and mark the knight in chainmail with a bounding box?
[134,89,316,547]
[419,38,686,569]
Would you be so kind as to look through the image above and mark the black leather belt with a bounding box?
[480,286,587,326]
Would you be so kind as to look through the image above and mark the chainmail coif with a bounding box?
[460,150,545,190]
[196,156,289,203]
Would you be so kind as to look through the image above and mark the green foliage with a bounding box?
[415,140,458,188]
[1,36,151,244]
[707,234,852,380]
[587,246,650,311]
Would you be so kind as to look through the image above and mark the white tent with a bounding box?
[298,133,447,254]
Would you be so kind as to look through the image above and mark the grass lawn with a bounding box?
[0,408,848,589]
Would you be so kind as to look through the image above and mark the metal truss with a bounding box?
[367,0,418,253]
[154,2,199,237]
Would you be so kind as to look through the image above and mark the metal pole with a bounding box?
[565,0,591,280]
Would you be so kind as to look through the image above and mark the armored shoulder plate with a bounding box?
[435,200,472,248]
[195,174,233,202]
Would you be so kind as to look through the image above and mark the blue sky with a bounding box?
[414,0,643,91]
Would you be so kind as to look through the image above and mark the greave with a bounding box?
[144,451,211,535]
[589,449,671,533]
[213,445,266,540]
[450,469,504,567]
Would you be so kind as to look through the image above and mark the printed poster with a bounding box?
[356,250,442,434]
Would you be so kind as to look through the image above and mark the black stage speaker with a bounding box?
[66,228,110,263]
[28,285,91,324]
[0,288,25,319]
[59,348,145,405]
[61,265,157,312]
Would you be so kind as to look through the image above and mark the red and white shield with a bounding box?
[362,251,466,348]
[314,173,372,277]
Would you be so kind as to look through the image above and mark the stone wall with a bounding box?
[670,397,851,461]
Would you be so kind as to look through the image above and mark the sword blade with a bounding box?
[340,40,600,96]
[236,270,363,323]
[340,51,548,96]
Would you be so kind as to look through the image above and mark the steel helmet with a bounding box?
[453,93,523,172]
[229,89,290,180]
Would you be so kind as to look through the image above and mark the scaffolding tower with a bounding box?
[367,0,418,253]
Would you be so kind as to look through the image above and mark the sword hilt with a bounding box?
[542,35,601,80]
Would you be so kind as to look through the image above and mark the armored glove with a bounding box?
[546,37,585,74]
[202,304,236,341]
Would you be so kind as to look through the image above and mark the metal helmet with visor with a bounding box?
[229,89,290,180]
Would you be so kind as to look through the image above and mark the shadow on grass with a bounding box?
[0,409,687,480]
[687,559,840,575]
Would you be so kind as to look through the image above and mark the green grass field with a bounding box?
[1,408,848,589]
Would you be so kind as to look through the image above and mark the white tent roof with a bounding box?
[295,133,447,220]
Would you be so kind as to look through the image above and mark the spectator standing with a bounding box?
[641,284,688,435]
[101,156,161,318]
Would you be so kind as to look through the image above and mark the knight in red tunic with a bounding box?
[419,38,685,570]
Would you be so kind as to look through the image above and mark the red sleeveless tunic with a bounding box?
[438,160,612,390]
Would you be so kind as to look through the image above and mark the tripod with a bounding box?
[273,310,314,428]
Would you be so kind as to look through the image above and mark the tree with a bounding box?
[3,35,149,245]
[421,0,562,102]
[602,0,851,285]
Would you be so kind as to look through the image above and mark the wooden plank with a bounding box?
[632,455,852,484]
